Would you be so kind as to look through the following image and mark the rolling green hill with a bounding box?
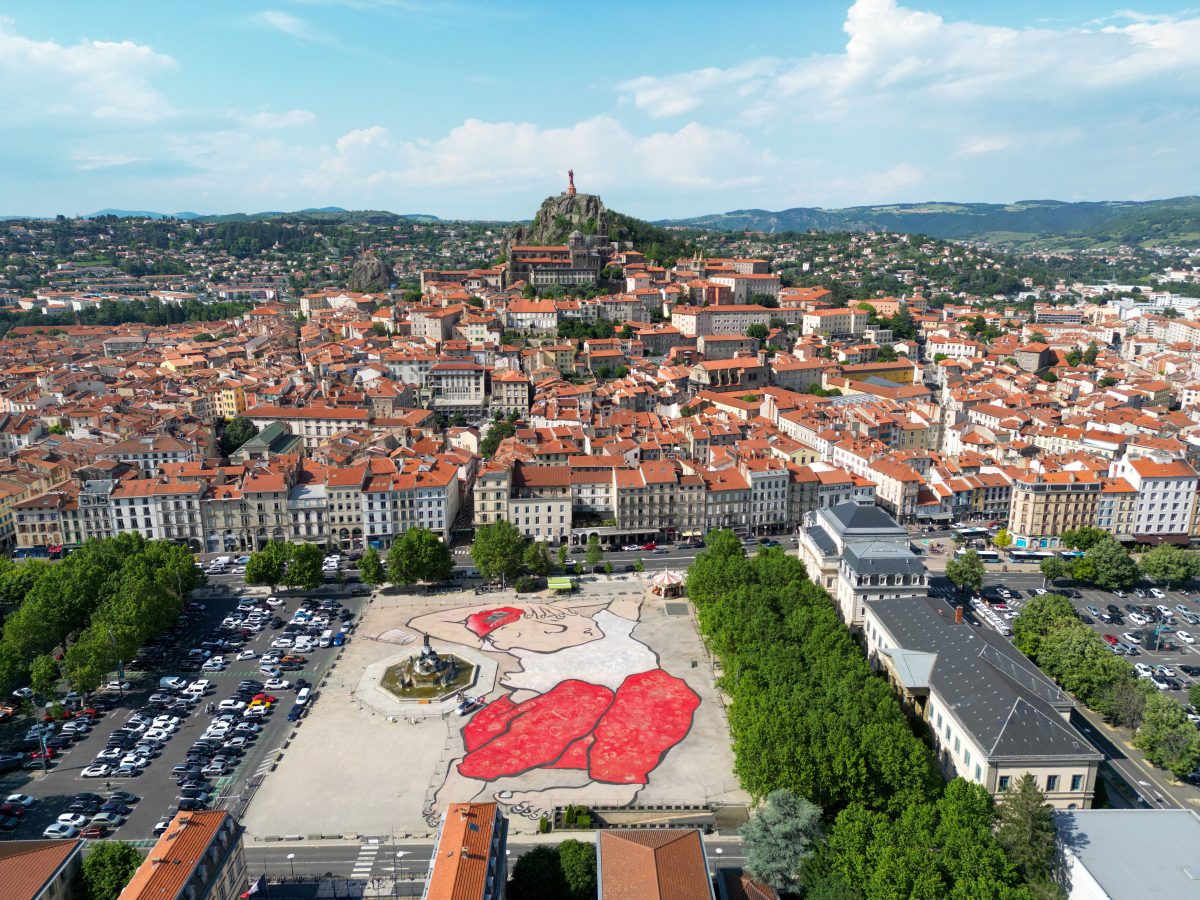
[657,197,1200,249]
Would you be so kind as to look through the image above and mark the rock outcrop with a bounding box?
[348,251,392,293]
[508,193,608,248]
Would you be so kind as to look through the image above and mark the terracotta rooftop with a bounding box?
[119,810,240,900]
[598,829,713,900]
[0,839,81,900]
[426,803,502,900]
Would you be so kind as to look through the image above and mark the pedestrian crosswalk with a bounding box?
[350,839,381,879]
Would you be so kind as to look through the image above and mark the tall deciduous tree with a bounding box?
[285,543,324,590]
[245,541,291,592]
[218,416,258,456]
[1083,537,1138,590]
[1012,592,1078,659]
[1039,557,1069,586]
[1138,544,1196,588]
[82,840,145,900]
[507,846,567,900]
[741,789,824,894]
[585,534,603,568]
[1059,526,1109,551]
[557,839,597,900]
[387,527,454,584]
[358,546,385,586]
[470,521,528,585]
[945,548,985,595]
[992,528,1013,550]
[1134,691,1200,777]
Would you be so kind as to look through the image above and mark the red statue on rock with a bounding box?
[567,169,576,197]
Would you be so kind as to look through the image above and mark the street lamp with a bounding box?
[286,853,295,880]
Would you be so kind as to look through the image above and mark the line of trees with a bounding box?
[0,533,201,696]
[1012,593,1200,777]
[687,531,1058,897]
[244,541,326,592]
[470,520,553,585]
[1039,529,1200,591]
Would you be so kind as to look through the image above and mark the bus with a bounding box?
[956,548,1000,563]
[956,527,991,538]
[1009,550,1055,562]
[1058,550,1084,560]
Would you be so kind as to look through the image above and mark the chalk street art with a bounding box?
[407,596,700,823]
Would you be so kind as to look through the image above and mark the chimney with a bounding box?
[955,605,964,625]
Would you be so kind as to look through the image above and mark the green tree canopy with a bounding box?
[585,534,603,568]
[508,846,567,900]
[1039,557,1069,585]
[992,528,1013,550]
[358,546,385,586]
[741,789,824,894]
[218,416,258,456]
[245,541,291,592]
[1138,544,1197,588]
[470,520,528,585]
[284,542,324,590]
[82,840,145,900]
[558,839,598,900]
[1082,537,1138,589]
[945,549,985,594]
[1134,691,1200,777]
[996,774,1058,892]
[1060,526,1109,551]
[481,420,517,458]
[389,527,454,584]
[1012,593,1078,658]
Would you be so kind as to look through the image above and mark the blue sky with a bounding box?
[2,0,1199,219]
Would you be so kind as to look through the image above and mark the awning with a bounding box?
[651,570,684,587]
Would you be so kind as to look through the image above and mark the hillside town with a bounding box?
[3,188,1200,900]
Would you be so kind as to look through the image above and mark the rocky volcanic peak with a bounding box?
[348,251,392,293]
[508,193,607,248]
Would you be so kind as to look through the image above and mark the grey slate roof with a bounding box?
[825,501,903,535]
[843,541,924,576]
[869,594,1101,762]
[804,525,837,556]
[1056,809,1200,898]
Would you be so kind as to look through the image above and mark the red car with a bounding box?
[1102,634,1119,645]
[0,803,26,817]
[81,825,109,838]
[252,694,278,704]
[29,748,57,760]
[641,542,656,551]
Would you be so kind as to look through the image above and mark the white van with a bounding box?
[319,630,333,648]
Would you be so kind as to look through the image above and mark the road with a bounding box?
[930,569,1200,811]
[244,837,747,881]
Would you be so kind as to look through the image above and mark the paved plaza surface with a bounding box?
[242,575,746,839]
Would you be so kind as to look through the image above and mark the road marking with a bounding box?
[350,841,381,878]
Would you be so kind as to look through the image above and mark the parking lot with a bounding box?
[932,571,1200,709]
[0,576,369,843]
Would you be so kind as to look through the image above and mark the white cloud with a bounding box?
[619,0,1200,121]
[69,149,142,171]
[240,109,317,129]
[956,136,1013,157]
[252,10,335,45]
[302,116,773,200]
[0,17,176,123]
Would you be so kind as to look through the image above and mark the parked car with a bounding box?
[43,823,79,840]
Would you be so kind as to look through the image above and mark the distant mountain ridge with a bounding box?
[656,196,1200,249]
[77,206,440,223]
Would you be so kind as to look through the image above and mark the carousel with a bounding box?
[649,569,685,598]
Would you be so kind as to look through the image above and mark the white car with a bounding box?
[1134,662,1153,678]
[106,680,132,692]
[119,754,151,769]
[81,764,112,778]
[263,678,290,692]
[1177,630,1196,644]
[1150,588,1166,599]
[270,637,294,649]
[57,813,89,828]
[188,680,213,694]
[5,793,36,808]
[43,823,79,840]
[153,715,181,728]
[266,596,284,607]
[144,728,173,743]
[218,699,246,712]
[94,749,122,763]
[622,544,640,551]
[235,649,257,660]
[201,658,226,672]
[1129,613,1151,626]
